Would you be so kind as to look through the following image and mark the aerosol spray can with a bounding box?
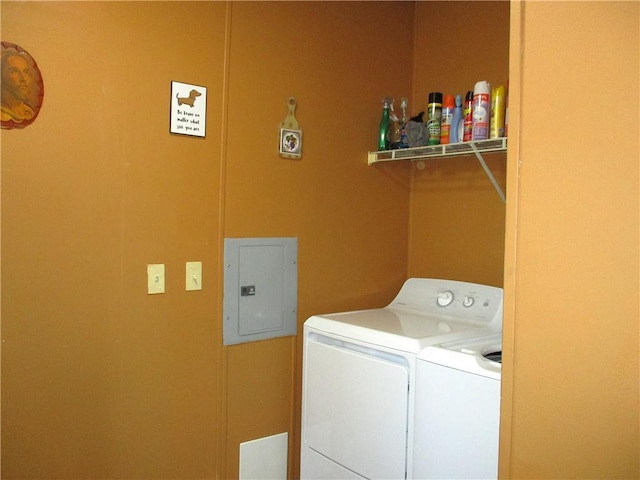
[426,92,443,145]
[472,81,491,141]
[450,94,463,144]
[490,85,506,139]
[462,90,474,142]
[440,95,455,145]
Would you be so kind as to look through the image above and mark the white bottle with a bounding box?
[472,81,491,141]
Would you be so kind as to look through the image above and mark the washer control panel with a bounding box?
[438,292,480,308]
[388,278,503,327]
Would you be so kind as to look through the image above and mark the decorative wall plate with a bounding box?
[1,42,44,129]
[279,97,302,159]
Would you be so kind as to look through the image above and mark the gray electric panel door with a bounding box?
[223,237,298,345]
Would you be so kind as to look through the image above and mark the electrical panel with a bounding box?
[223,237,298,345]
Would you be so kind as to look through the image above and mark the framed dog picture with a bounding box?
[170,81,207,137]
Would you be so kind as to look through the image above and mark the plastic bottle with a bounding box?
[426,92,442,145]
[450,94,463,143]
[472,81,491,141]
[378,97,392,151]
[440,95,454,145]
[462,90,474,142]
[490,85,506,138]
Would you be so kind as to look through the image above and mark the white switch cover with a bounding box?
[186,261,202,291]
[147,264,165,294]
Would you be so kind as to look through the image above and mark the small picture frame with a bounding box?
[279,128,302,158]
[170,81,207,137]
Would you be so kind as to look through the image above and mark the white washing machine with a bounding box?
[300,278,503,480]
[412,334,502,479]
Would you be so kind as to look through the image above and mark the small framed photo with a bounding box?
[170,81,207,137]
[279,128,302,158]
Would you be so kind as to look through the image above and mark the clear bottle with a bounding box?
[399,97,409,148]
[389,100,402,149]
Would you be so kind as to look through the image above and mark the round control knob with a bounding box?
[463,296,475,307]
[436,291,454,307]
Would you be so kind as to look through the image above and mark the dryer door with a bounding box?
[302,334,410,479]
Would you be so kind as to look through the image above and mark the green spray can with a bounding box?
[426,92,443,145]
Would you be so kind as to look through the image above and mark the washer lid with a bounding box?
[417,334,502,378]
[305,307,495,354]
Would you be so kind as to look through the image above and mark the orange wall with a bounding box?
[500,1,639,478]
[1,2,227,478]
[5,2,636,479]
[409,1,510,287]
[222,3,414,477]
[1,1,414,478]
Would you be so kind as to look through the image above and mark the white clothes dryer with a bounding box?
[300,278,503,480]
[412,334,502,479]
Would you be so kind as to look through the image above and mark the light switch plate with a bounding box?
[186,261,202,291]
[147,264,165,294]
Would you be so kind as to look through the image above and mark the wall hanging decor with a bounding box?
[1,42,44,130]
[170,81,207,137]
[279,97,302,159]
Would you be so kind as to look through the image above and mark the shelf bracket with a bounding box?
[367,138,507,203]
[470,142,506,203]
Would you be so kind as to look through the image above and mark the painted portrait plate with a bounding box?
[1,42,44,129]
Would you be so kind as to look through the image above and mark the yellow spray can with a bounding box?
[490,85,506,139]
